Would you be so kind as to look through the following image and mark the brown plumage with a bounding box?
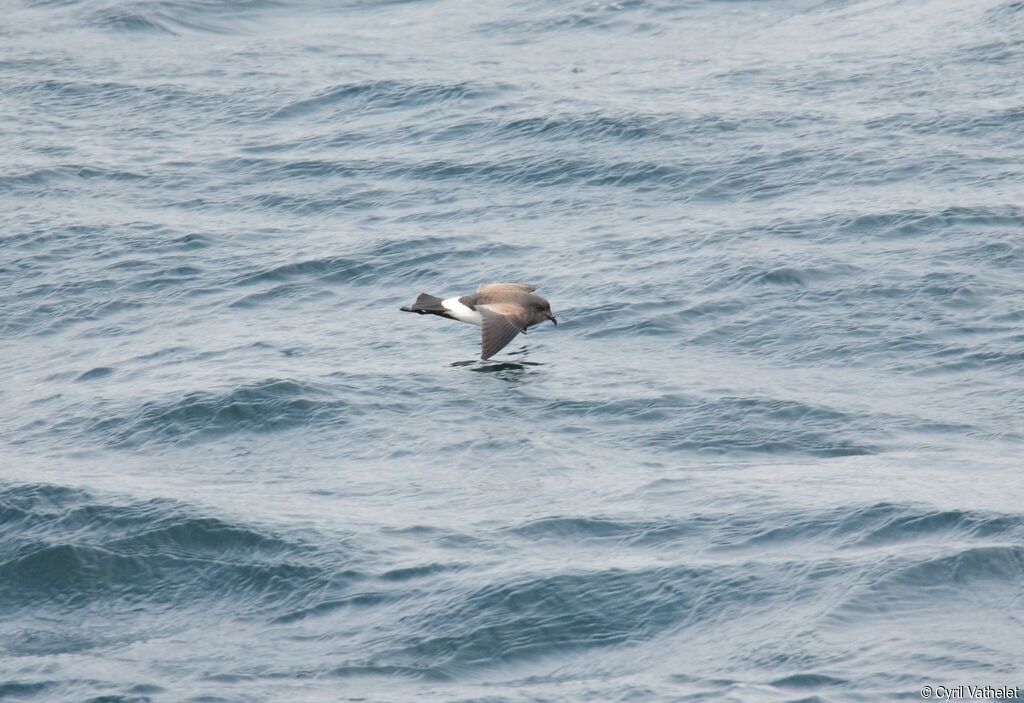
[401,283,557,360]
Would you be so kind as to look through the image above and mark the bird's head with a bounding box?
[530,298,557,326]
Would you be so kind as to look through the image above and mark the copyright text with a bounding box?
[921,686,1020,700]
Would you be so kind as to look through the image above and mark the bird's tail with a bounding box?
[400,293,446,314]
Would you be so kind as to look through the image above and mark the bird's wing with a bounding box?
[477,283,535,295]
[478,303,528,360]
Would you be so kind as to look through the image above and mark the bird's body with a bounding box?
[439,296,483,325]
[401,283,557,360]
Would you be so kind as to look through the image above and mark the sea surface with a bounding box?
[2,0,1024,701]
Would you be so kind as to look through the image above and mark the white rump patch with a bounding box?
[442,297,483,326]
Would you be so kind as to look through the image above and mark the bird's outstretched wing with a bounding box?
[477,283,535,295]
[478,303,528,360]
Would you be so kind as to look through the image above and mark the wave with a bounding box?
[0,164,147,193]
[75,378,343,448]
[194,143,970,218]
[537,392,877,457]
[0,484,326,631]
[506,503,1024,554]
[369,565,722,673]
[269,80,491,121]
[812,205,1024,242]
[229,236,519,288]
[830,545,1024,625]
[4,480,1023,696]
[86,0,285,35]
[477,0,690,38]
[23,370,974,459]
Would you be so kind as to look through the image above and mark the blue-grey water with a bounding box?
[2,0,1024,701]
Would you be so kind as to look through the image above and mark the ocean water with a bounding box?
[2,0,1024,700]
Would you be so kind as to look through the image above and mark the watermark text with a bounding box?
[921,686,1020,700]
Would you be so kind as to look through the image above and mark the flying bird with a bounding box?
[401,283,557,360]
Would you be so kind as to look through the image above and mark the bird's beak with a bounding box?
[548,313,557,325]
